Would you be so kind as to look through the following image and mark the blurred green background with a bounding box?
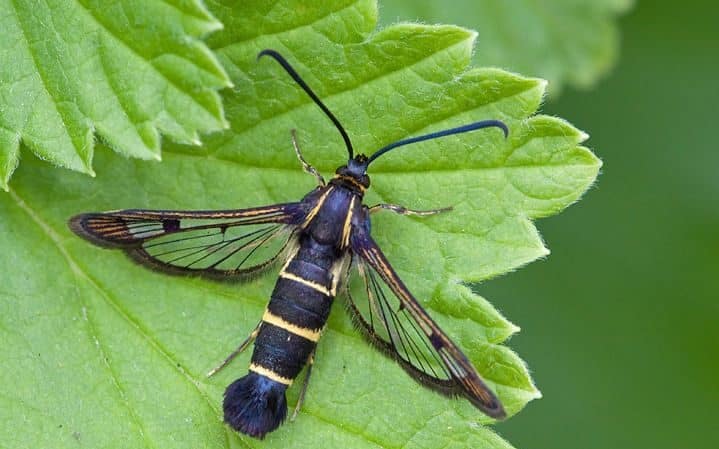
[383,1,719,449]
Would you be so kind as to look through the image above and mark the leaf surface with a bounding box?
[0,1,600,448]
[0,0,231,189]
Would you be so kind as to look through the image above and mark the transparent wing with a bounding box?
[348,227,505,418]
[69,203,304,280]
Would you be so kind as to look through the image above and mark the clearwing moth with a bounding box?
[69,49,509,439]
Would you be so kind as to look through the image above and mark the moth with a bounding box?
[69,49,508,439]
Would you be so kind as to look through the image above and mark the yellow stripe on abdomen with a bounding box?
[278,270,332,296]
[261,309,322,342]
[249,363,294,385]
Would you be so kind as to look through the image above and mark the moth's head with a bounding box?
[334,154,370,189]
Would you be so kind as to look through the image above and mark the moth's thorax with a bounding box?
[302,185,362,249]
[329,173,368,195]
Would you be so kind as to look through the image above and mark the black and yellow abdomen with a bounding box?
[223,186,356,439]
[251,238,337,384]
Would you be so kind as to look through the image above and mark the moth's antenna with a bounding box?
[258,49,355,159]
[367,120,509,165]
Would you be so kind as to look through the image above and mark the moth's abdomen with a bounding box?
[223,373,287,439]
[254,256,334,377]
[223,244,337,438]
[271,258,335,329]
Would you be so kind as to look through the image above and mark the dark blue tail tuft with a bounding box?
[223,372,288,439]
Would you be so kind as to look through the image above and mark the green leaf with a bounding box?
[380,0,633,93]
[0,1,600,449]
[0,0,231,190]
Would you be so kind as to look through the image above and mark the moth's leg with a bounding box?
[369,203,452,217]
[206,322,261,377]
[291,129,325,186]
[291,349,316,421]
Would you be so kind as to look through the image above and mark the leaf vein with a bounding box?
[8,188,155,448]
[7,187,243,449]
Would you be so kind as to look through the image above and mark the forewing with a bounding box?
[348,228,505,419]
[69,203,304,280]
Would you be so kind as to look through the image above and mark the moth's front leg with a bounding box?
[291,129,325,186]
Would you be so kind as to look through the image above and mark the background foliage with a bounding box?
[461,2,716,449]
[381,0,633,93]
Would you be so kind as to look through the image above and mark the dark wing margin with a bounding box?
[69,203,305,281]
[347,227,506,419]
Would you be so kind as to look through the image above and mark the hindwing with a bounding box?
[347,225,505,418]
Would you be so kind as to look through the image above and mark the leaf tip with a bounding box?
[210,19,224,33]
[467,28,479,41]
[538,78,549,94]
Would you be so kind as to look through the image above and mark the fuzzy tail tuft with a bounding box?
[223,372,288,439]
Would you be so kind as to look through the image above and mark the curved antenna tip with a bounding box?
[482,119,509,138]
[257,49,277,62]
[368,118,510,165]
[255,49,355,159]
[497,121,509,138]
